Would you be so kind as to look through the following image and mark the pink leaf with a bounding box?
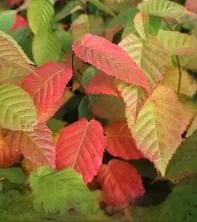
[56,118,105,183]
[85,71,120,97]
[97,159,145,207]
[73,34,149,90]
[21,62,73,121]
[105,121,143,160]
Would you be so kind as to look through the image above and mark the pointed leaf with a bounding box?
[0,84,37,131]
[0,31,34,83]
[72,34,149,90]
[21,62,72,122]
[119,33,167,88]
[56,118,105,183]
[30,166,100,214]
[27,0,54,34]
[88,0,115,16]
[97,160,145,207]
[134,12,149,40]
[105,121,143,160]
[4,123,56,168]
[117,80,147,120]
[86,72,120,97]
[126,84,190,176]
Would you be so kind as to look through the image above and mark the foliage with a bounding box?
[0,0,196,221]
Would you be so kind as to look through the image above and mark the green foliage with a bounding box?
[0,167,26,184]
[0,10,15,31]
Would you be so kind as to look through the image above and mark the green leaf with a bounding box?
[0,31,34,84]
[30,166,101,214]
[0,167,26,185]
[88,0,115,16]
[165,131,197,182]
[119,33,167,88]
[27,0,54,34]
[32,30,62,65]
[54,29,72,52]
[158,30,197,56]
[55,0,82,21]
[82,67,97,87]
[78,96,92,120]
[47,118,65,134]
[0,84,37,131]
[0,10,16,32]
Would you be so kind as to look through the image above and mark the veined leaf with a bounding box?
[85,72,120,97]
[73,34,149,90]
[134,12,149,40]
[56,118,105,183]
[105,121,143,160]
[117,80,147,120]
[119,33,167,88]
[30,166,100,214]
[88,0,115,16]
[126,84,189,176]
[158,30,197,56]
[0,84,37,131]
[0,31,34,83]
[32,30,62,65]
[138,0,193,23]
[27,0,54,34]
[165,130,197,182]
[55,0,82,21]
[4,123,56,168]
[97,160,145,207]
[0,132,21,167]
[21,62,72,121]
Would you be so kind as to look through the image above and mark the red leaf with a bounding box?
[10,15,28,32]
[21,62,73,121]
[0,133,21,167]
[72,34,149,90]
[186,0,197,13]
[97,159,145,207]
[85,71,120,97]
[7,0,22,6]
[105,121,143,160]
[4,123,56,168]
[56,118,105,183]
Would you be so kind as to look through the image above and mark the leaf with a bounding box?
[0,84,37,131]
[105,121,143,160]
[72,34,149,90]
[119,33,167,88]
[78,96,92,120]
[82,66,97,87]
[0,31,34,83]
[138,0,192,23]
[117,80,147,120]
[126,84,189,176]
[21,62,72,121]
[32,30,62,65]
[88,0,115,16]
[10,15,28,32]
[4,123,56,168]
[30,166,100,214]
[163,67,197,97]
[186,0,197,13]
[0,10,16,32]
[134,12,149,40]
[47,118,65,134]
[56,118,105,183]
[90,95,125,120]
[97,159,145,207]
[55,0,82,21]
[165,130,197,182]
[27,0,54,34]
[85,72,120,97]
[158,30,197,56]
[0,132,21,167]
[0,167,26,184]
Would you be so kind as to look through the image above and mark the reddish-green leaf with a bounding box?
[4,123,56,168]
[21,62,72,121]
[85,71,120,97]
[97,159,145,207]
[72,34,149,90]
[105,121,143,160]
[56,118,105,183]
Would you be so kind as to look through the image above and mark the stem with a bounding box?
[163,19,182,94]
